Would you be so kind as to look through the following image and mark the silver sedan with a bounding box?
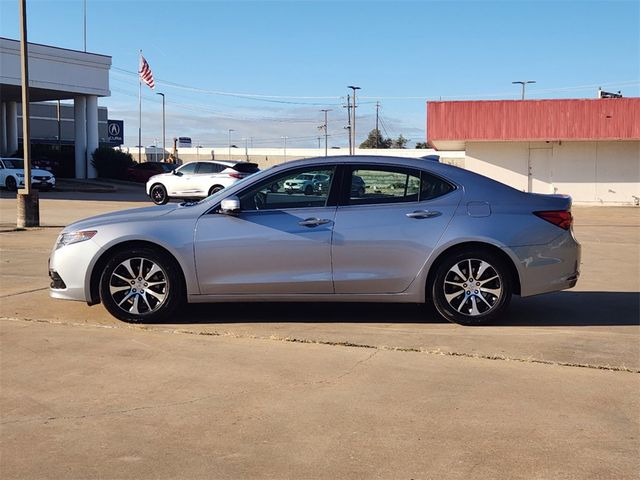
[48,155,580,325]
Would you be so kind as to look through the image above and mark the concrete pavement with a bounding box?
[0,191,639,479]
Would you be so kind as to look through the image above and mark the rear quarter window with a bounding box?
[420,172,455,201]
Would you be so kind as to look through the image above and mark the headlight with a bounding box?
[55,230,97,250]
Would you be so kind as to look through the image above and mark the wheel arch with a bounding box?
[88,240,187,306]
[425,241,522,301]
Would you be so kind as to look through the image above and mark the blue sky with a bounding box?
[1,0,639,148]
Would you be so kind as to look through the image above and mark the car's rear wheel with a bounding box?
[150,184,169,205]
[431,249,512,326]
[208,185,224,196]
[99,247,183,323]
[6,176,17,191]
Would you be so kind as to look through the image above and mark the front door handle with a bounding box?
[298,217,332,227]
[406,210,441,219]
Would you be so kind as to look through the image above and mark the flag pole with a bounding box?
[138,49,142,163]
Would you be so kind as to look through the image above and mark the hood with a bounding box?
[147,171,174,183]
[63,204,179,233]
[31,168,54,177]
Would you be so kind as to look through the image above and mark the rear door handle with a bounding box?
[298,217,332,227]
[406,210,441,219]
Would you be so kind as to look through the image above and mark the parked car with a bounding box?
[126,162,177,183]
[284,173,330,195]
[0,157,56,191]
[146,160,259,205]
[49,155,580,326]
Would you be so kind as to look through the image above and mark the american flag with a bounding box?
[139,55,155,90]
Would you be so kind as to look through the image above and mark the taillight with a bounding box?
[228,173,243,179]
[534,210,573,230]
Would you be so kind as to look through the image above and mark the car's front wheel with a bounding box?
[99,247,183,323]
[5,176,17,191]
[431,249,512,326]
[150,184,169,205]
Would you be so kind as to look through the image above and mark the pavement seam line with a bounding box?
[2,316,638,374]
[0,287,50,298]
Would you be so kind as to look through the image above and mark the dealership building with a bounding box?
[0,37,112,178]
[427,98,640,205]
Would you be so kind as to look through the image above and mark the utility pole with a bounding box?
[320,108,331,157]
[348,85,360,154]
[17,0,39,228]
[281,136,288,160]
[512,80,536,100]
[317,137,321,149]
[156,92,165,161]
[344,94,352,155]
[375,101,380,148]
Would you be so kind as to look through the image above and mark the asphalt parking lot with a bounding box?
[1,183,639,479]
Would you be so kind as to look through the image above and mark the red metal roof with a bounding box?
[427,98,640,147]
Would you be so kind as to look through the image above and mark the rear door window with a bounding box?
[197,163,224,174]
[346,166,421,205]
[344,165,455,205]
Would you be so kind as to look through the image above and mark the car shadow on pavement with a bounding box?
[170,291,639,327]
[502,291,639,327]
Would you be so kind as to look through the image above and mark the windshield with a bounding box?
[296,174,313,180]
[3,159,24,169]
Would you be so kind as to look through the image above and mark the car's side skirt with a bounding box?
[187,292,422,304]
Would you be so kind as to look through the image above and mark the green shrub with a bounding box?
[91,147,134,179]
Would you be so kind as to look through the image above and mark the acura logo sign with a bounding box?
[108,123,120,136]
[107,120,124,145]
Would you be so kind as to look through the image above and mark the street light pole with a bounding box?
[347,85,360,154]
[228,128,234,159]
[17,0,39,227]
[512,80,536,100]
[281,136,288,160]
[320,109,331,156]
[156,92,165,161]
[344,95,352,155]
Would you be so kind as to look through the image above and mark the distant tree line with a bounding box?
[359,129,429,149]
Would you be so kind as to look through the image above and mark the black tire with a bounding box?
[6,176,17,191]
[304,184,313,195]
[208,185,224,196]
[431,248,512,326]
[150,184,169,205]
[99,247,184,323]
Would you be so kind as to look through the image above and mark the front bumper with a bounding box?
[49,238,102,302]
[16,177,56,189]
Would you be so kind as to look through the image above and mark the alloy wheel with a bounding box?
[108,257,168,316]
[443,258,503,316]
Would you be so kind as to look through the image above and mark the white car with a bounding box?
[0,157,56,191]
[146,160,259,205]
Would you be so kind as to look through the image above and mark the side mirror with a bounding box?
[220,196,241,215]
[172,170,182,176]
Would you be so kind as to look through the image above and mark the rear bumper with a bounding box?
[510,229,581,297]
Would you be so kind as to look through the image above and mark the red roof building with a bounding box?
[425,98,639,205]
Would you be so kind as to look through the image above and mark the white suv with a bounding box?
[146,160,259,204]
